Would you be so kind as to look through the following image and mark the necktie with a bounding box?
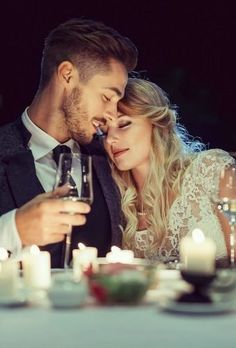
[52,145,72,167]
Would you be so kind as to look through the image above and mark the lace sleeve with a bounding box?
[191,149,234,201]
[167,149,234,261]
[131,149,234,262]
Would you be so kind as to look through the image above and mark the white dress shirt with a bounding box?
[0,108,80,256]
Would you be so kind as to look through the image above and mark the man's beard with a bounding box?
[63,87,93,144]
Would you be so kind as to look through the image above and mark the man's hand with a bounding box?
[15,190,90,246]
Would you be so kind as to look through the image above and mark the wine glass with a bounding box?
[54,153,93,268]
[217,163,236,267]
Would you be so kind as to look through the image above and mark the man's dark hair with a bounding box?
[39,18,138,89]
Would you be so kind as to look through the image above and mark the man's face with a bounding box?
[63,60,127,144]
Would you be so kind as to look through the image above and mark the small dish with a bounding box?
[0,293,28,308]
[157,298,236,315]
[48,273,88,308]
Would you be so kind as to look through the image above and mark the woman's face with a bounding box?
[103,111,153,173]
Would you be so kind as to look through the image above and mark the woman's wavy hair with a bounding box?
[109,78,205,253]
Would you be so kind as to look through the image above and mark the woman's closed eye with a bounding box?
[103,95,111,102]
[118,121,131,129]
[100,120,132,138]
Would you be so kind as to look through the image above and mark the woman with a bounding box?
[102,78,234,264]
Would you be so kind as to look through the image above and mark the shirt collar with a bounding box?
[21,108,80,160]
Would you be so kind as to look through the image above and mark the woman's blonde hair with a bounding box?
[109,78,205,255]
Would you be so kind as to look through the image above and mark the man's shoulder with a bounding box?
[0,120,16,135]
[0,121,18,146]
[0,119,25,158]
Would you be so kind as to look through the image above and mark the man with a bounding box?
[0,18,138,267]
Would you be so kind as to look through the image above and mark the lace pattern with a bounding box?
[132,149,234,261]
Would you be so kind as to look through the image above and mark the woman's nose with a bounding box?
[105,127,119,145]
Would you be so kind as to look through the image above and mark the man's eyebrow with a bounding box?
[104,87,123,98]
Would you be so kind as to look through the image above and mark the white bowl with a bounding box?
[48,273,88,308]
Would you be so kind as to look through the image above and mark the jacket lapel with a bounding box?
[4,150,44,208]
[92,155,122,246]
[2,118,44,208]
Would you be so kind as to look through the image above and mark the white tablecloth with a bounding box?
[1,304,236,348]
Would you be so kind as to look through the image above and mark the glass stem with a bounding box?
[229,221,236,267]
[64,233,72,269]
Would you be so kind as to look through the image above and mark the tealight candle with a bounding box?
[106,246,134,264]
[22,245,51,289]
[0,247,18,298]
[73,243,98,279]
[180,228,216,274]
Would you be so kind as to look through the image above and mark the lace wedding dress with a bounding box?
[132,149,234,262]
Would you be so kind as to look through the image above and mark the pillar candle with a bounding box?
[22,245,51,289]
[180,228,216,274]
[0,247,18,298]
[106,246,134,264]
[73,244,98,279]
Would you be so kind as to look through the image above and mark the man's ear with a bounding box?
[57,61,75,86]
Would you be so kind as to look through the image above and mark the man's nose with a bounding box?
[104,103,118,122]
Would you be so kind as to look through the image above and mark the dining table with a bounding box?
[1,262,236,348]
[1,291,236,348]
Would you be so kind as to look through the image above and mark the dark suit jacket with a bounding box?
[0,118,122,267]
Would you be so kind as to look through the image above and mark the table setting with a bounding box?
[1,154,236,348]
[1,241,236,348]
[1,233,236,314]
[0,243,153,308]
[0,153,231,313]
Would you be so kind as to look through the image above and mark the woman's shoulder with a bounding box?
[190,148,234,172]
[184,149,234,195]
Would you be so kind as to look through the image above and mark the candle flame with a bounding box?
[78,243,86,250]
[30,245,40,255]
[192,228,205,244]
[111,246,121,253]
[0,247,8,261]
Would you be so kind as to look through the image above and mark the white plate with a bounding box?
[157,299,236,315]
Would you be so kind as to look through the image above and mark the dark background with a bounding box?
[0,1,235,151]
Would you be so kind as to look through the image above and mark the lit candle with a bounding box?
[73,243,98,279]
[0,247,18,298]
[180,228,216,274]
[22,245,51,289]
[106,246,134,264]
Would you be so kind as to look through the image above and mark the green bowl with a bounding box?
[90,264,150,304]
